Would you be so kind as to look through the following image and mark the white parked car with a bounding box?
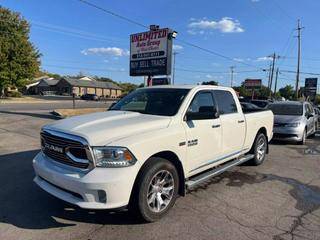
[33,85,274,222]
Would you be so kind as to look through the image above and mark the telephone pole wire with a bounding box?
[230,66,235,87]
[295,19,303,99]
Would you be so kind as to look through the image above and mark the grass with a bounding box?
[52,108,107,118]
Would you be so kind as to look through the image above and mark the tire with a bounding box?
[248,133,267,166]
[309,125,316,138]
[299,129,307,145]
[131,157,179,222]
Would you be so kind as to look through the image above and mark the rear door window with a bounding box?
[213,90,238,115]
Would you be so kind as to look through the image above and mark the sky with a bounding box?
[2,0,320,91]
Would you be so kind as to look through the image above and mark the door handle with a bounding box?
[238,120,245,123]
[212,124,221,128]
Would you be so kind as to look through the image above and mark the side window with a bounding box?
[188,92,215,113]
[213,90,238,115]
[305,104,312,115]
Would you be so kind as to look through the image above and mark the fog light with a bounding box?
[98,190,107,203]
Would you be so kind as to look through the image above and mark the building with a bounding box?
[35,78,59,95]
[25,76,123,98]
[55,77,122,98]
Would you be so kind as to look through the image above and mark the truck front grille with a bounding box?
[41,130,92,169]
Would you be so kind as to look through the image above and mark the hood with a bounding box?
[274,114,303,124]
[45,110,171,146]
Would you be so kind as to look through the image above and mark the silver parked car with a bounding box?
[268,101,316,144]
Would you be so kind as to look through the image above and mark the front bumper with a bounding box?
[272,126,304,142]
[33,152,139,209]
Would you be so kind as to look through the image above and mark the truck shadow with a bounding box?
[189,170,320,240]
[0,150,143,230]
[0,110,60,120]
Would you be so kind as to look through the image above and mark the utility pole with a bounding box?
[274,68,279,98]
[172,51,178,85]
[230,66,235,87]
[295,19,303,99]
[268,53,280,98]
[267,62,272,90]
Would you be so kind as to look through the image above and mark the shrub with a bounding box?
[7,91,22,98]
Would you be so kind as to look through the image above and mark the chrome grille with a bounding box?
[41,130,92,169]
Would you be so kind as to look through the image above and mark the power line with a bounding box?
[76,0,148,29]
[76,0,266,72]
[175,67,260,74]
[270,0,296,22]
[42,64,128,73]
[176,39,265,71]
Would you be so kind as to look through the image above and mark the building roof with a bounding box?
[62,77,122,90]
[37,78,59,87]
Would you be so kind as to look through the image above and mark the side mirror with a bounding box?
[108,102,117,110]
[185,106,219,121]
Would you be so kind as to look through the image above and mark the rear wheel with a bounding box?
[132,158,179,222]
[248,133,267,166]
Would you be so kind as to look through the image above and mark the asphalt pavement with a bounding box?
[0,105,320,240]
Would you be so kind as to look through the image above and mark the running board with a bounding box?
[185,154,254,190]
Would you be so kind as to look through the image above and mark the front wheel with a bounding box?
[299,129,307,145]
[132,158,179,222]
[248,133,267,166]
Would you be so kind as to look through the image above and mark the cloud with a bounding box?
[256,56,272,61]
[233,58,244,62]
[206,74,213,78]
[188,17,244,34]
[81,47,129,56]
[173,44,183,51]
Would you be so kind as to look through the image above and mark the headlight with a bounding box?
[93,147,137,168]
[286,122,300,127]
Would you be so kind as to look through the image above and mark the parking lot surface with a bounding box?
[0,107,320,240]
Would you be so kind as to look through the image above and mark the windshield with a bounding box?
[268,104,303,116]
[110,88,190,116]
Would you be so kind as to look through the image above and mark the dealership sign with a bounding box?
[305,78,318,100]
[244,79,262,89]
[130,28,173,76]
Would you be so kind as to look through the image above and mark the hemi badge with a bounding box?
[179,141,186,146]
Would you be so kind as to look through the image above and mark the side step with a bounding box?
[185,154,254,190]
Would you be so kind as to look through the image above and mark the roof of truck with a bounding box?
[146,84,231,90]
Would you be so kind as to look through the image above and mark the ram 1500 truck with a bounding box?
[33,85,274,222]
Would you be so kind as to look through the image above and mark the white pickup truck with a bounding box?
[33,85,273,222]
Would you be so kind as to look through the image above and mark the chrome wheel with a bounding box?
[256,137,266,161]
[147,170,174,213]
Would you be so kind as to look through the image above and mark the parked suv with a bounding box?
[269,101,316,144]
[80,93,99,101]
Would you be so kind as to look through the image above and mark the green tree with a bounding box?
[119,82,139,94]
[202,80,218,86]
[0,6,40,96]
[315,94,320,105]
[256,86,272,99]
[233,85,250,97]
[279,85,294,100]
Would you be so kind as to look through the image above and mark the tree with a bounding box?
[233,85,250,97]
[315,94,320,105]
[256,86,272,99]
[202,81,218,86]
[279,85,294,100]
[119,82,139,94]
[0,6,41,96]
